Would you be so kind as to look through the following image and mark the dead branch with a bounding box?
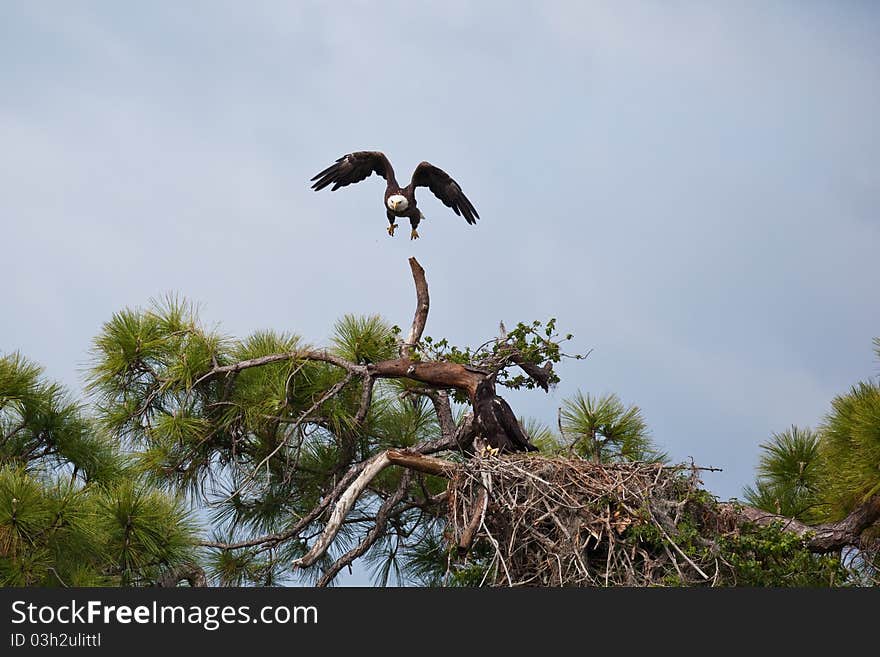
[368,359,482,398]
[294,450,461,571]
[317,471,414,586]
[199,454,377,551]
[386,450,461,477]
[293,451,394,569]
[458,487,488,555]
[402,257,429,357]
[195,349,367,387]
[424,389,456,440]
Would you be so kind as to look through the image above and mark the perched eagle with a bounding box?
[310,151,479,240]
[473,378,539,454]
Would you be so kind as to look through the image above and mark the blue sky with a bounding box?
[2,2,879,582]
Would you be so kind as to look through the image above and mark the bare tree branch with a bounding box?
[316,471,414,587]
[424,389,456,440]
[368,359,482,398]
[386,450,461,477]
[402,257,429,357]
[414,412,476,455]
[193,349,367,389]
[458,487,488,556]
[354,374,376,426]
[199,456,377,551]
[292,448,469,571]
[293,451,394,569]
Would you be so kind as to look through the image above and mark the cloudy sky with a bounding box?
[3,1,879,559]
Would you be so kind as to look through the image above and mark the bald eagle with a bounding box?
[310,151,479,240]
[473,378,539,454]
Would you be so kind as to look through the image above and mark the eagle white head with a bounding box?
[387,194,409,212]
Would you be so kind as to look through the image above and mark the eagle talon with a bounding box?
[410,229,419,240]
[387,224,398,237]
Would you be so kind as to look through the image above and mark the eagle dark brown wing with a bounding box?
[473,379,538,453]
[310,151,396,191]
[410,161,479,225]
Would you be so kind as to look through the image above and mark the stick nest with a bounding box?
[447,454,736,586]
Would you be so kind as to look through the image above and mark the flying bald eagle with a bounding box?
[310,151,479,240]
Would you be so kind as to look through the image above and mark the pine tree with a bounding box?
[5,262,877,586]
[0,353,198,586]
[743,339,880,585]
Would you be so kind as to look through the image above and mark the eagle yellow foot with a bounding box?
[387,223,398,237]
[410,229,420,240]
[479,445,500,458]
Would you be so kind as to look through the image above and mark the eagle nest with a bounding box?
[446,454,737,587]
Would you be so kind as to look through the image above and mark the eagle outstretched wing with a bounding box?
[310,151,395,191]
[410,162,479,225]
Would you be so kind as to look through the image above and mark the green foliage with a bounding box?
[741,338,880,585]
[372,396,438,450]
[559,391,667,462]
[0,466,199,586]
[743,426,823,522]
[419,318,586,396]
[589,484,842,587]
[1,353,123,482]
[95,480,200,585]
[717,522,845,586]
[13,287,873,588]
[519,417,556,452]
[818,381,880,520]
[332,314,398,364]
[0,350,199,587]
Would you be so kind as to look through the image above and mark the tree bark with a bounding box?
[369,359,482,399]
[402,257,429,357]
[722,494,880,553]
[386,449,461,477]
[156,563,208,588]
[293,452,393,569]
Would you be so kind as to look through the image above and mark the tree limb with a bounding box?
[424,389,456,440]
[293,449,466,571]
[386,450,461,477]
[316,471,413,587]
[402,257,429,357]
[193,349,367,389]
[368,359,482,399]
[200,455,376,551]
[510,357,554,391]
[721,494,880,553]
[458,487,488,556]
[156,563,208,588]
[293,451,394,569]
